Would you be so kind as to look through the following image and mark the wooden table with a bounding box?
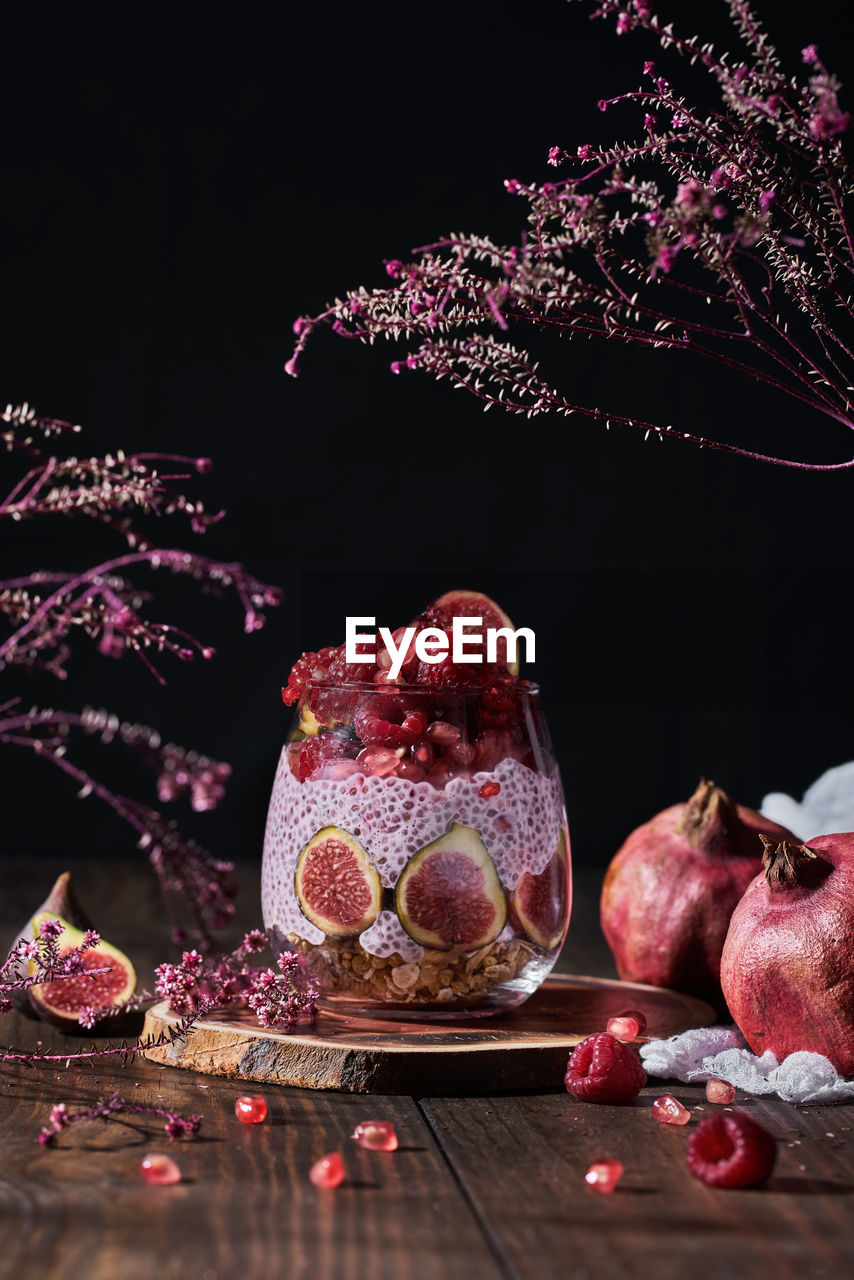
[2,858,852,1280]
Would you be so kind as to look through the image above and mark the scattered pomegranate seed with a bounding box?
[478,782,501,798]
[606,1015,641,1041]
[351,1121,399,1151]
[309,1152,345,1188]
[425,720,460,745]
[705,1078,737,1105]
[584,1159,624,1193]
[565,1032,647,1103]
[652,1095,691,1125]
[235,1095,268,1124]
[140,1152,182,1185]
[614,1008,647,1034]
[686,1112,776,1188]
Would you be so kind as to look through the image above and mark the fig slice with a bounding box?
[428,590,520,676]
[294,826,383,936]
[28,911,137,1027]
[5,872,96,1011]
[509,830,571,950]
[395,823,507,950]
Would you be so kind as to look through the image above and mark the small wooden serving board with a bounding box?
[142,975,714,1094]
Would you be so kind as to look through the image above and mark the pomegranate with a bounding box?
[600,779,796,1008]
[720,834,854,1076]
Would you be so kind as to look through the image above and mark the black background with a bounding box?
[2,0,853,876]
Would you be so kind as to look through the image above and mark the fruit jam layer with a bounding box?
[261,754,565,960]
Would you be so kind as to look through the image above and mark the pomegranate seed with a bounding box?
[610,1009,647,1036]
[140,1152,182,1185]
[412,742,434,768]
[374,669,403,685]
[357,746,403,777]
[425,720,460,745]
[686,1111,776,1188]
[606,1015,641,1041]
[565,1032,647,1103]
[584,1159,624,1193]
[309,1152,345,1188]
[235,1095,268,1124]
[478,782,501,798]
[395,760,426,783]
[652,1095,691,1125]
[705,1078,737,1105]
[351,1121,399,1151]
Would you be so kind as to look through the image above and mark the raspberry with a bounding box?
[685,1112,776,1188]
[282,647,336,706]
[565,1032,647,1103]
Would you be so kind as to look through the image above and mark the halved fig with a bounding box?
[295,826,382,936]
[28,912,137,1027]
[428,590,520,676]
[6,872,95,1010]
[395,823,507,950]
[509,830,570,950]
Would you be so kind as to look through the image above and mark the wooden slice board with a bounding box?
[142,975,714,1094]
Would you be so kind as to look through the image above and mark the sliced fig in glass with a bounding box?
[294,826,382,936]
[508,830,570,950]
[395,823,507,950]
[28,912,137,1027]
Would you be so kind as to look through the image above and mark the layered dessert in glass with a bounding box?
[262,591,570,1018]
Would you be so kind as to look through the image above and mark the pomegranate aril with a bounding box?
[351,1121,398,1151]
[395,760,426,783]
[584,1159,623,1193]
[310,1152,345,1188]
[374,669,403,685]
[478,782,501,798]
[652,1095,691,1125]
[425,720,460,745]
[565,1032,647,1103]
[140,1153,182,1185]
[412,742,434,768]
[357,746,403,777]
[686,1111,776,1188]
[606,1015,641,1041]
[615,1008,647,1034]
[235,1095,268,1124]
[705,1078,736,1105]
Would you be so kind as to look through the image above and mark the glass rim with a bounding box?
[302,676,541,697]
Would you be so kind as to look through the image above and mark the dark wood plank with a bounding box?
[419,1090,854,1280]
[0,1008,504,1280]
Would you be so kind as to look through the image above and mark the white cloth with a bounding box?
[640,1026,854,1104]
[761,759,854,840]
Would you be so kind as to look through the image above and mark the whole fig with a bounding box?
[721,834,854,1075]
[600,779,796,1007]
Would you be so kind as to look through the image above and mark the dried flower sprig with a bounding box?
[288,1,854,470]
[0,1005,203,1068]
[0,917,108,1014]
[1,405,281,947]
[155,931,318,1032]
[37,1089,202,1146]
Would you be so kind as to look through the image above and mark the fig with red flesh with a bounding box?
[509,830,571,950]
[6,872,95,1011]
[420,589,521,676]
[720,834,854,1076]
[395,823,507,950]
[600,779,797,1007]
[295,826,382,936]
[28,912,137,1027]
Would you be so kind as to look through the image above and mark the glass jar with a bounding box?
[261,678,570,1019]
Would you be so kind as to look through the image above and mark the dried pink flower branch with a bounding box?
[0,404,281,946]
[0,917,108,1014]
[37,1089,202,1147]
[288,1,854,469]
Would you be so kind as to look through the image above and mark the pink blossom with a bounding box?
[547,145,562,167]
[616,13,631,34]
[577,144,593,160]
[802,45,819,65]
